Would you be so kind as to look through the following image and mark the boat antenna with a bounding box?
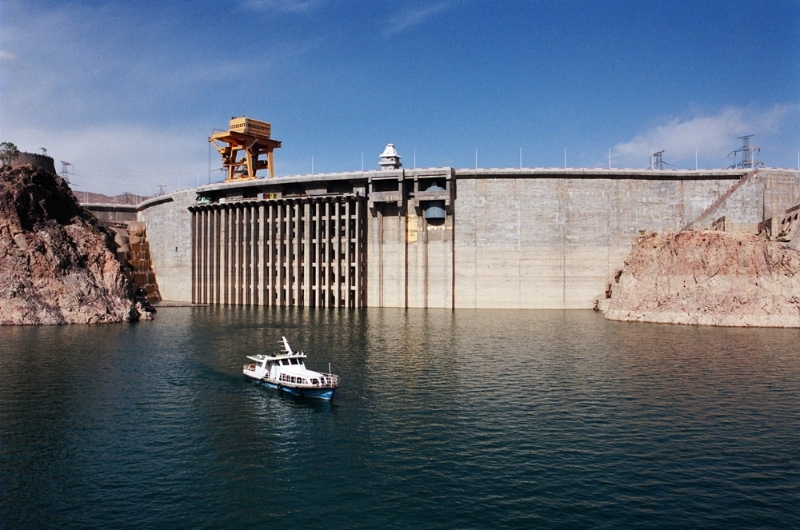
[281,336,293,355]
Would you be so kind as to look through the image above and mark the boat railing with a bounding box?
[321,373,340,387]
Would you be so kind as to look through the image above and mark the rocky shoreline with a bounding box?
[0,165,147,325]
[603,231,800,327]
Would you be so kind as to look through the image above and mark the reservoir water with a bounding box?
[2,308,799,528]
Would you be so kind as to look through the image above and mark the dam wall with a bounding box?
[136,191,196,301]
[453,170,763,308]
[372,168,747,309]
[126,167,800,308]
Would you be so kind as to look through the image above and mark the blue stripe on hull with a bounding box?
[246,376,336,400]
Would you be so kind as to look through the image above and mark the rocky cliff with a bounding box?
[604,231,800,327]
[0,165,142,324]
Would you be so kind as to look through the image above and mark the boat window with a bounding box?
[281,359,289,366]
[291,358,299,365]
[311,379,319,385]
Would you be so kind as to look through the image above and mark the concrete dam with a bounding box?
[91,167,800,309]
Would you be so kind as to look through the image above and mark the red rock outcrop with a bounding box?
[0,165,141,324]
[604,231,800,327]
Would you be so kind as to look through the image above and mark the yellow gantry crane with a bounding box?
[209,116,282,180]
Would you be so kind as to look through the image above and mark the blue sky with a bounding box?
[1,0,799,196]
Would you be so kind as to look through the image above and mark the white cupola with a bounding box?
[379,143,402,170]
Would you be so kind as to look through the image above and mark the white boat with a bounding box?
[243,336,339,400]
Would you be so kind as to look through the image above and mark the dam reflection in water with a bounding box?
[1,308,799,529]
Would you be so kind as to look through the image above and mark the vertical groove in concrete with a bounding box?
[284,201,290,306]
[205,207,217,304]
[286,202,293,306]
[212,208,218,304]
[218,209,224,305]
[224,207,230,305]
[199,210,206,303]
[276,202,284,306]
[324,200,331,307]
[404,205,409,309]
[450,201,455,310]
[243,205,248,305]
[257,204,265,306]
[240,206,245,305]
[242,206,248,305]
[314,200,322,307]
[203,209,209,304]
[267,202,275,306]
[378,208,383,307]
[333,200,340,307]
[208,208,214,304]
[206,207,217,304]
[196,210,201,303]
[228,207,233,305]
[293,202,301,306]
[191,210,197,304]
[345,200,352,307]
[354,199,361,307]
[303,201,311,306]
[233,206,239,305]
[423,211,428,309]
[249,204,256,305]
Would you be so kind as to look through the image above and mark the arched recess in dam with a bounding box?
[189,196,367,307]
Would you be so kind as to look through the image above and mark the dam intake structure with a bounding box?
[190,194,367,307]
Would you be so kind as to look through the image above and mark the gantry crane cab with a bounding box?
[209,116,282,181]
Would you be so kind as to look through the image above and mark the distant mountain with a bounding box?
[72,190,150,205]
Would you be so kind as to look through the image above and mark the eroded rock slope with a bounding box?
[0,165,140,324]
[605,231,800,327]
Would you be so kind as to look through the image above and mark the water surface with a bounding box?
[2,308,799,528]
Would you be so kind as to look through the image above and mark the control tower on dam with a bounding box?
[133,166,800,309]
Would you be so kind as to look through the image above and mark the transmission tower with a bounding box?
[729,134,762,169]
[650,150,669,170]
[157,185,167,196]
[60,161,72,183]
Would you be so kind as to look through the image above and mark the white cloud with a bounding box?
[611,105,800,169]
[11,124,212,197]
[383,1,454,37]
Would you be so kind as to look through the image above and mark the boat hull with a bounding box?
[245,375,336,400]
